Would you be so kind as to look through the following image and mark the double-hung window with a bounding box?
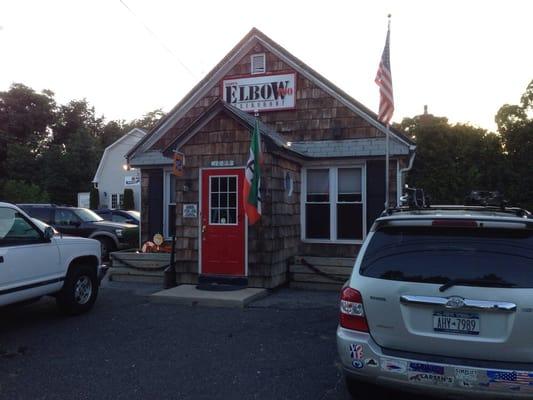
[303,167,364,242]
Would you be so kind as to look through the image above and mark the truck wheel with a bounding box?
[56,264,98,315]
[97,237,116,261]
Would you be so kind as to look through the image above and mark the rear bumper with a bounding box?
[337,326,533,398]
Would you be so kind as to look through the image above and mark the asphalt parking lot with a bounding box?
[0,282,425,400]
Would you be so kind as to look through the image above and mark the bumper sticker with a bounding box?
[486,370,533,387]
[408,372,454,386]
[409,362,444,375]
[349,344,363,360]
[455,367,477,382]
[364,358,379,368]
[380,358,407,374]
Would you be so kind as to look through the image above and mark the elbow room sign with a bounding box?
[222,73,296,112]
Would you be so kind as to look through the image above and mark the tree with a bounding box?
[123,188,134,210]
[0,83,56,186]
[495,79,533,209]
[90,187,100,210]
[2,180,50,203]
[398,113,506,204]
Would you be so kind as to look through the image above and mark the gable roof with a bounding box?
[127,28,414,162]
[162,99,298,157]
[93,128,146,183]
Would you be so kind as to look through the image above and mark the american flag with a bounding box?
[375,22,394,125]
[487,370,533,385]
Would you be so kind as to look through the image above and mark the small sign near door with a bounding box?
[183,204,197,218]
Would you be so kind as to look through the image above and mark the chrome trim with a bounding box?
[400,295,516,313]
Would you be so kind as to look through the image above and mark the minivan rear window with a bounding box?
[360,226,533,288]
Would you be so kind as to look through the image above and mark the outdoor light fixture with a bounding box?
[122,164,129,171]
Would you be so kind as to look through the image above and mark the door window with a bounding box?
[0,207,42,244]
[210,176,237,225]
[55,209,80,226]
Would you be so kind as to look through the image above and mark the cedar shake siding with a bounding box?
[129,28,415,289]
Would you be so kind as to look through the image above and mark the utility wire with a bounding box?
[118,0,197,79]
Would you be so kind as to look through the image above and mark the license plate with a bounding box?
[433,311,479,335]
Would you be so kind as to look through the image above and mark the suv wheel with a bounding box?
[56,264,98,315]
[97,237,116,261]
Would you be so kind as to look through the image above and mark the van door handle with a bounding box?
[0,256,4,263]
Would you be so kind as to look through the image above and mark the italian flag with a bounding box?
[243,119,262,224]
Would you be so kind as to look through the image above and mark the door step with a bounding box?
[197,275,248,291]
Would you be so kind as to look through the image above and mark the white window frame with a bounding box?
[208,175,239,226]
[110,193,118,210]
[163,170,176,239]
[250,53,266,75]
[301,164,367,244]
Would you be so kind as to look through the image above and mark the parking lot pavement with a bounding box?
[0,284,426,400]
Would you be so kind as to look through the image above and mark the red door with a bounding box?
[201,168,245,276]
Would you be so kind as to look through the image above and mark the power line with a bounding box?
[118,0,197,79]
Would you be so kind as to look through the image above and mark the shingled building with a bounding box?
[127,28,416,289]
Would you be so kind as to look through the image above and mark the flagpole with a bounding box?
[384,14,391,210]
[385,124,389,209]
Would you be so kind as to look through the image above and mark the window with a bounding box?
[111,194,118,209]
[360,227,533,288]
[27,207,53,224]
[164,172,176,238]
[119,194,124,209]
[251,53,266,74]
[303,167,364,242]
[337,168,363,240]
[0,207,42,244]
[55,209,80,226]
[210,176,237,225]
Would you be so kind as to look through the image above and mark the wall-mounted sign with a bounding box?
[124,175,140,185]
[173,151,185,176]
[183,204,197,218]
[210,160,235,167]
[222,73,296,112]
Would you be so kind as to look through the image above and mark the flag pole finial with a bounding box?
[387,14,391,29]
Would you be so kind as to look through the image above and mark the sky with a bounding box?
[0,0,531,132]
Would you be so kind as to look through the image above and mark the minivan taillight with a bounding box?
[339,287,369,332]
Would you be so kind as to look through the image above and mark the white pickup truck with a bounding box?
[0,202,102,315]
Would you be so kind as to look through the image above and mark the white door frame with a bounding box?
[198,167,248,277]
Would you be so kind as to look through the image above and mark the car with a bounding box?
[95,209,140,225]
[18,204,138,260]
[337,201,533,399]
[0,202,102,315]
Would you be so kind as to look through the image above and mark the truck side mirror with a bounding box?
[44,226,54,240]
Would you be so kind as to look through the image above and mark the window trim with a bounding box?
[208,174,239,226]
[163,169,177,239]
[301,164,366,244]
[250,53,266,75]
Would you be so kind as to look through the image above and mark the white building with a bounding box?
[92,128,146,210]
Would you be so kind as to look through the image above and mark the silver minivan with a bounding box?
[337,205,533,398]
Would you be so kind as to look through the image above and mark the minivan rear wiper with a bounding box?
[439,278,517,292]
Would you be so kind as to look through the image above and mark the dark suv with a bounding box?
[18,204,138,259]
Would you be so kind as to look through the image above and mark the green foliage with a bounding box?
[495,79,533,209]
[398,115,506,204]
[90,187,99,210]
[2,180,50,204]
[123,188,135,210]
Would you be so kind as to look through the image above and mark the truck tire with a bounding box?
[56,264,98,315]
[96,236,116,261]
